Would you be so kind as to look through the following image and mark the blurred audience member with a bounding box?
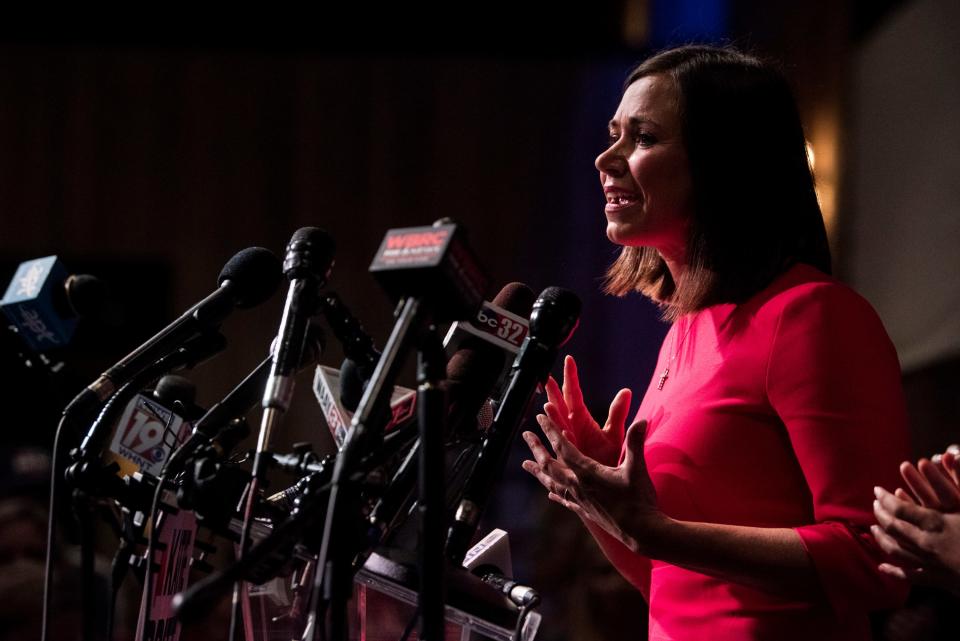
[873,444,960,596]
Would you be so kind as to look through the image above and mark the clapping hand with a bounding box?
[872,445,960,595]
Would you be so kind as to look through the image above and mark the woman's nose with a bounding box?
[595,144,627,177]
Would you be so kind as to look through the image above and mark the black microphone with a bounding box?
[444,282,536,439]
[232,229,334,641]
[75,332,227,464]
[472,564,540,608]
[262,227,335,413]
[63,247,283,422]
[365,283,535,545]
[446,286,581,563]
[318,291,381,412]
[162,325,325,476]
[95,374,203,482]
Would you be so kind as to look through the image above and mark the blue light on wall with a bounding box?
[651,0,729,46]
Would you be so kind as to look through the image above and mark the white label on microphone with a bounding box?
[462,527,513,575]
[313,366,416,447]
[136,508,197,641]
[109,394,191,476]
[445,300,530,354]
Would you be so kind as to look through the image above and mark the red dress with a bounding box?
[621,264,910,640]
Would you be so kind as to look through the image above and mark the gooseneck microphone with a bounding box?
[261,228,336,415]
[318,291,381,412]
[76,332,227,468]
[64,247,283,425]
[446,286,581,564]
[230,228,335,641]
[162,325,325,477]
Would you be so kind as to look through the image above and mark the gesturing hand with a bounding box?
[543,355,632,467]
[521,410,665,556]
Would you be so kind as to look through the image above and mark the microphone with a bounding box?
[63,247,283,422]
[443,282,536,439]
[1,255,106,352]
[231,228,334,641]
[73,331,227,472]
[162,325,325,476]
[318,292,381,412]
[262,227,336,414]
[446,286,581,564]
[472,564,540,608]
[364,283,535,546]
[314,221,490,641]
[101,374,201,479]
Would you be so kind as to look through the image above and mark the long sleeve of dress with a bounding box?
[766,280,911,615]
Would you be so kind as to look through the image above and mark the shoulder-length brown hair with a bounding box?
[604,45,831,320]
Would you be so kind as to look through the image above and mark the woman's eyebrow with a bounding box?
[608,116,660,130]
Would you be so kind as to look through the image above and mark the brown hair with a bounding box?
[603,45,830,320]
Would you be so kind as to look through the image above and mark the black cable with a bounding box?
[512,597,540,641]
[106,542,128,641]
[105,503,137,641]
[79,496,97,641]
[41,414,70,641]
[228,474,259,641]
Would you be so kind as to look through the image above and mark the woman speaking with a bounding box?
[521,45,910,640]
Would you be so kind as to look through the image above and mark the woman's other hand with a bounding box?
[543,355,631,467]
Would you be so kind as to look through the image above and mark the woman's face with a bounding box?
[595,74,693,263]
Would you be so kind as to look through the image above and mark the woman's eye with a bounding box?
[635,133,656,147]
[607,131,656,148]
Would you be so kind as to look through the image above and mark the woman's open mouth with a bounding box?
[604,188,641,213]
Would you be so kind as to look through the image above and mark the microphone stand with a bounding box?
[416,326,447,641]
[311,296,433,641]
[72,488,99,641]
[58,331,225,641]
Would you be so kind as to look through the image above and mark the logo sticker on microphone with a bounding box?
[473,303,529,350]
[109,394,191,475]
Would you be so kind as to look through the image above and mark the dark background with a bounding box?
[2,1,958,639]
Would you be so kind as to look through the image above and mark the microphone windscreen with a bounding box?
[530,287,581,348]
[153,374,197,408]
[218,247,283,308]
[63,273,107,318]
[338,357,364,412]
[492,282,538,316]
[283,227,336,280]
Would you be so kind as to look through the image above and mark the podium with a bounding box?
[240,549,541,641]
[355,551,541,641]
